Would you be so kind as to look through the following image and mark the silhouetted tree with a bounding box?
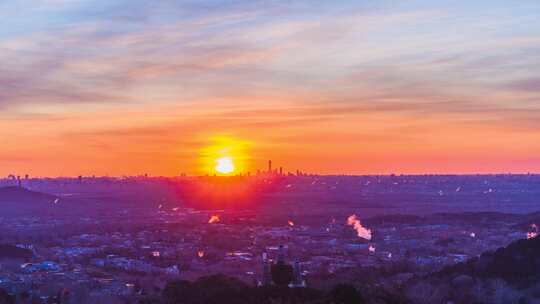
[330,284,364,304]
[162,280,192,304]
[0,289,13,304]
[271,262,294,286]
[163,275,250,304]
[162,275,326,304]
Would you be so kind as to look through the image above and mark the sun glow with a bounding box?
[215,157,235,174]
[199,136,250,175]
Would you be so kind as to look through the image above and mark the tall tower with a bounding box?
[277,245,286,264]
[268,160,272,173]
[261,252,272,286]
[292,260,306,287]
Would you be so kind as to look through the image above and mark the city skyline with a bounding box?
[1,1,540,176]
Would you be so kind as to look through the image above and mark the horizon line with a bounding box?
[2,172,540,179]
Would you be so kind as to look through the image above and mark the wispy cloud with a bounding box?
[1,0,540,175]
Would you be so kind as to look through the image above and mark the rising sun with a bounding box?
[215,157,235,174]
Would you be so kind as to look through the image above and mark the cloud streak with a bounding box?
[1,0,540,175]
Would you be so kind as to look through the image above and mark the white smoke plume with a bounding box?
[208,215,220,224]
[347,214,372,240]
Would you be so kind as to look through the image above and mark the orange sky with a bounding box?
[3,97,540,176]
[1,1,540,176]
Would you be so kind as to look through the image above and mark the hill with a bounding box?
[0,186,58,204]
[406,236,540,304]
[0,244,33,260]
[440,235,540,287]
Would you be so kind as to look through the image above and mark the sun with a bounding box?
[199,136,250,175]
[215,157,235,174]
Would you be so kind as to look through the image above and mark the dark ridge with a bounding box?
[0,186,58,204]
[0,244,33,259]
[516,210,540,229]
[437,235,540,287]
[365,214,423,226]
[431,211,522,222]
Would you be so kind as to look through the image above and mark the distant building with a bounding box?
[290,260,306,288]
[260,245,296,287]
